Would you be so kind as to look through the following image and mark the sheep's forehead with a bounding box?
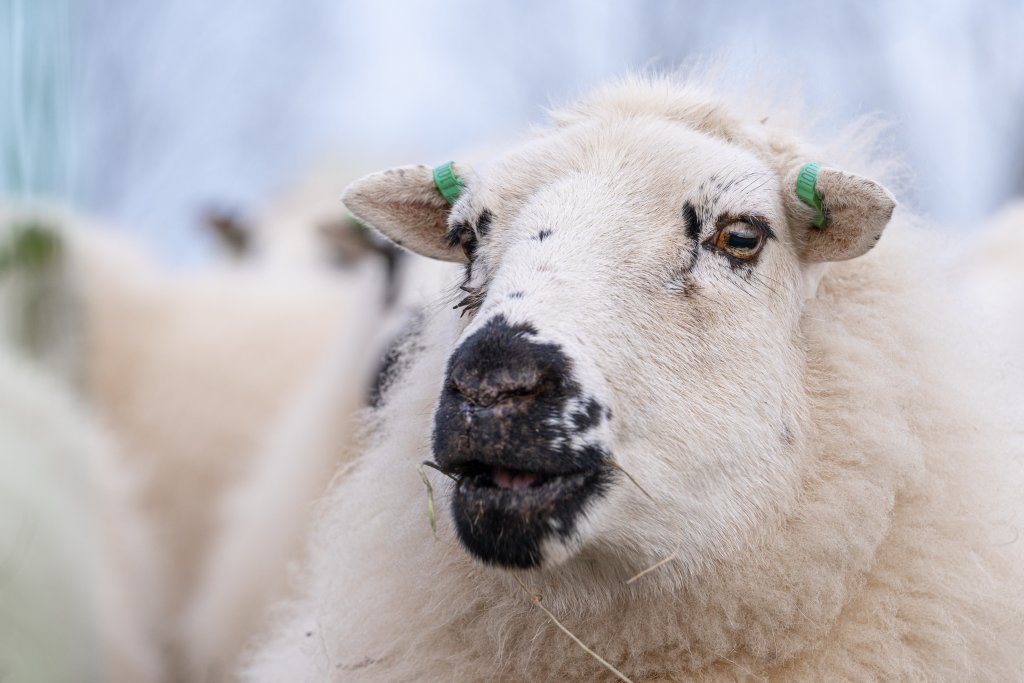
[456,118,783,235]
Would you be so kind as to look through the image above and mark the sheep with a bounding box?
[0,234,162,682]
[952,201,1024,440]
[0,200,388,673]
[201,161,403,300]
[182,253,457,682]
[4,198,400,679]
[66,218,390,674]
[958,200,1024,354]
[234,75,1024,681]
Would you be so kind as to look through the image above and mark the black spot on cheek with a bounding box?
[367,311,424,408]
[682,202,700,243]
[533,229,553,242]
[508,291,525,299]
[571,397,605,433]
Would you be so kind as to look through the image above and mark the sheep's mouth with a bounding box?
[451,461,564,491]
[444,460,610,568]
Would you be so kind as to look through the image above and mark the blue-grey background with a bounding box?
[3,0,1024,264]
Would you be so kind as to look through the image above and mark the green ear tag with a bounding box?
[432,162,464,206]
[795,162,826,228]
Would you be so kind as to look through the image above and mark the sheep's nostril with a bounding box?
[449,363,546,407]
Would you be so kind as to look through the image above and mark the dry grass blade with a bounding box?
[416,463,438,538]
[625,553,679,585]
[605,460,684,585]
[605,460,661,508]
[420,459,460,481]
[512,574,636,683]
[417,460,462,539]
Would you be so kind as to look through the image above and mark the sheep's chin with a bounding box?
[450,466,611,569]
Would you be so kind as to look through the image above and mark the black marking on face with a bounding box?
[674,201,704,288]
[533,229,553,242]
[444,223,463,249]
[445,220,478,261]
[446,220,478,287]
[508,291,525,299]
[452,466,611,568]
[570,397,605,433]
[476,209,493,238]
[367,310,425,408]
[433,315,610,567]
[683,201,701,244]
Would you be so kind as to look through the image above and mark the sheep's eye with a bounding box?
[460,231,478,261]
[446,223,478,261]
[713,222,766,260]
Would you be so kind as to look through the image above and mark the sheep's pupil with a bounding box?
[726,230,759,250]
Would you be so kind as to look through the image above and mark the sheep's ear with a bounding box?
[342,164,468,263]
[782,164,896,262]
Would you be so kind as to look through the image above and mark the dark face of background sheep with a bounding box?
[345,114,895,579]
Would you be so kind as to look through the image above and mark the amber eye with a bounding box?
[713,221,766,260]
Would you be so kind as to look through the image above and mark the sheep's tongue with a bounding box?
[492,465,539,490]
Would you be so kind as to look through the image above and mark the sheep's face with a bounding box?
[345,112,895,584]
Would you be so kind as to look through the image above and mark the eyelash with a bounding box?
[453,283,485,317]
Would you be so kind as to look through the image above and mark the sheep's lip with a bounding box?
[444,460,610,568]
[450,461,604,508]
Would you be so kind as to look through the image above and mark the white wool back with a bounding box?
[241,77,1024,681]
[0,347,163,683]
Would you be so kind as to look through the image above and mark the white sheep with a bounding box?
[0,335,162,683]
[0,202,388,673]
[66,219,389,675]
[182,253,457,681]
[203,161,403,288]
[958,201,1024,354]
[233,75,1023,681]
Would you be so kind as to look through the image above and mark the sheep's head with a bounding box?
[344,84,895,584]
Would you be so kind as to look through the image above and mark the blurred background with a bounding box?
[3,0,1024,264]
[2,2,1024,682]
